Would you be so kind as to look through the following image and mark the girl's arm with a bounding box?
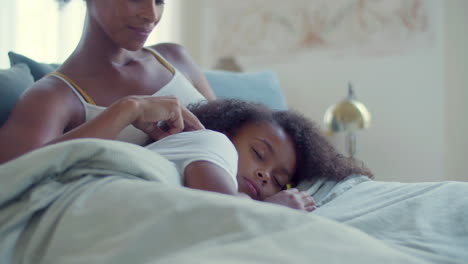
[184,161,239,196]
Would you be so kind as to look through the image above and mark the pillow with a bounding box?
[204,70,287,110]
[8,52,59,81]
[0,64,35,127]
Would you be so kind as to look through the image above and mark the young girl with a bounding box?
[146,99,372,211]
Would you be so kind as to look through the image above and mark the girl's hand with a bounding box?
[263,188,317,212]
[131,96,205,140]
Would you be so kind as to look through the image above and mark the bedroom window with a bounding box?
[0,0,181,68]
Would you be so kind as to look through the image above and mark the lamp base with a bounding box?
[346,132,357,158]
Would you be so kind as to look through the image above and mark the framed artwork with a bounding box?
[200,0,435,67]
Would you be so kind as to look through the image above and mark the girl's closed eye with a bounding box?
[252,148,264,161]
[155,0,165,5]
[273,177,282,188]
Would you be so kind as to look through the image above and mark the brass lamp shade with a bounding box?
[323,83,371,158]
[323,84,371,133]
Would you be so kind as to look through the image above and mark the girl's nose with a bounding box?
[256,171,270,184]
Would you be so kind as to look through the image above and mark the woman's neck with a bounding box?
[72,14,139,68]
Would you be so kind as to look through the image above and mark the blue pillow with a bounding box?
[204,70,287,110]
[8,52,59,81]
[0,64,35,127]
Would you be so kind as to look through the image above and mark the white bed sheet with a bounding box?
[309,177,468,264]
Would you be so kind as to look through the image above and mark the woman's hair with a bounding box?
[188,99,373,185]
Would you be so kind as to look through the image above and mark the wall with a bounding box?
[445,0,468,181]
[237,36,445,183]
[178,2,204,67]
[180,1,466,182]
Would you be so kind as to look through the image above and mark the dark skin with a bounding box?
[0,0,214,164]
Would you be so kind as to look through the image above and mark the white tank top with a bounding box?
[49,47,206,145]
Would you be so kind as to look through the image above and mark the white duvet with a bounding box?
[304,175,468,264]
[0,139,427,264]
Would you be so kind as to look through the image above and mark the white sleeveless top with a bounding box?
[49,47,206,145]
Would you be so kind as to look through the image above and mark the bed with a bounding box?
[1,53,467,264]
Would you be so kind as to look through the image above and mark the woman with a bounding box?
[0,0,214,164]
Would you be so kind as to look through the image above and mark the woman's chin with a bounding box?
[118,39,147,51]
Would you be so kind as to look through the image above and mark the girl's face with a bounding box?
[88,0,165,50]
[230,121,296,201]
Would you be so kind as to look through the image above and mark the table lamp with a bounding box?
[323,83,371,158]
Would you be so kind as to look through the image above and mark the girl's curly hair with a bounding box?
[188,99,373,185]
[273,109,373,184]
[189,99,275,138]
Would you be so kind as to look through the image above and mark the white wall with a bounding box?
[180,0,466,182]
[238,40,445,183]
[445,0,468,181]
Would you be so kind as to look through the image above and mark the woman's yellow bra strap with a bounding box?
[144,47,176,74]
[47,72,96,105]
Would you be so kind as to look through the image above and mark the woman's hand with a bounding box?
[131,96,205,140]
[263,188,317,212]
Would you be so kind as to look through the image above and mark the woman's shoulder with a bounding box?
[147,43,216,100]
[24,75,77,102]
[15,74,84,123]
[148,43,189,65]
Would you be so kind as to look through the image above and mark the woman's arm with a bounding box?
[55,95,204,144]
[0,80,203,164]
[0,80,77,163]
